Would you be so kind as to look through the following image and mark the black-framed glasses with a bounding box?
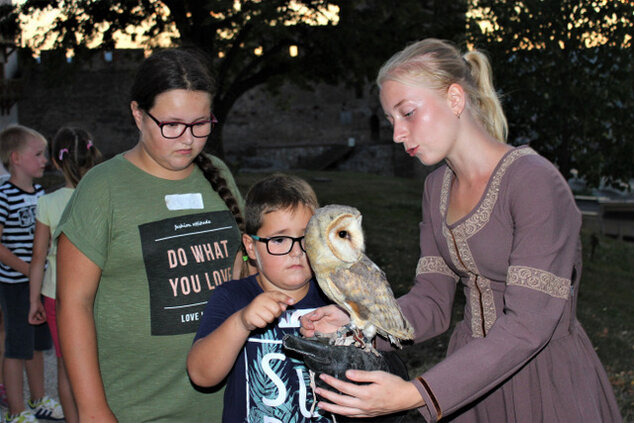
[145,110,218,139]
[250,235,306,256]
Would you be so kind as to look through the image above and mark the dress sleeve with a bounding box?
[374,172,459,419]
[398,173,459,345]
[388,172,459,421]
[412,158,579,421]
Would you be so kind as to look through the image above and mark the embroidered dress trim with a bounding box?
[440,147,537,241]
[439,147,538,338]
[462,274,496,337]
[507,265,570,299]
[416,256,459,283]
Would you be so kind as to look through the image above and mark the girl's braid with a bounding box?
[194,154,245,233]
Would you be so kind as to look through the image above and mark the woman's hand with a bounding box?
[315,370,425,417]
[300,304,350,337]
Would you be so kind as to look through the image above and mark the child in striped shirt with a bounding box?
[0,125,62,423]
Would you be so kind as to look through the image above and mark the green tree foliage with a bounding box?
[15,0,467,157]
[467,0,634,189]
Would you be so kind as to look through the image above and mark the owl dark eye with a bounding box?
[338,230,348,239]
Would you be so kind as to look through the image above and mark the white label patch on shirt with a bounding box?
[164,193,204,210]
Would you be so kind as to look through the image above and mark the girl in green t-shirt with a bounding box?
[55,49,247,423]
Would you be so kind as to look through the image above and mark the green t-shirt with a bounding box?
[57,154,243,423]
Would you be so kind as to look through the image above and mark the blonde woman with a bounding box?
[301,38,622,422]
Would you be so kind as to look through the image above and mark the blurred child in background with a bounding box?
[29,127,102,423]
[0,125,62,423]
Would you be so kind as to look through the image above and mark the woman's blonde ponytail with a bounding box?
[463,50,508,142]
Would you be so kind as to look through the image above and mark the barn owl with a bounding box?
[304,204,414,348]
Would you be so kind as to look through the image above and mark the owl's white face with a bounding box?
[325,212,364,263]
[304,205,365,269]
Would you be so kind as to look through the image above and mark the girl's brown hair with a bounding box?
[52,127,103,187]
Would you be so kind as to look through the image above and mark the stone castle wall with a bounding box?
[16,49,142,158]
[15,48,429,178]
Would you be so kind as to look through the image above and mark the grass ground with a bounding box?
[235,170,633,421]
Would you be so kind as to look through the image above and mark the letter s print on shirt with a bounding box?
[244,312,330,422]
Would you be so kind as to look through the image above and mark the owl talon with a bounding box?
[352,328,366,347]
[336,324,353,338]
[320,324,357,346]
[314,331,338,343]
[351,330,381,356]
[363,342,381,357]
[333,334,356,346]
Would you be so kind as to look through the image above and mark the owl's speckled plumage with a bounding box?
[305,204,414,347]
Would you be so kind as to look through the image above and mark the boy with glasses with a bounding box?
[187,174,332,422]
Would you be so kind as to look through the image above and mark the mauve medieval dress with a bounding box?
[382,146,622,422]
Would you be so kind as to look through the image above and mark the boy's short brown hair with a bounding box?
[0,125,47,169]
[245,173,319,235]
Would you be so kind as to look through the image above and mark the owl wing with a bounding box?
[330,254,414,344]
